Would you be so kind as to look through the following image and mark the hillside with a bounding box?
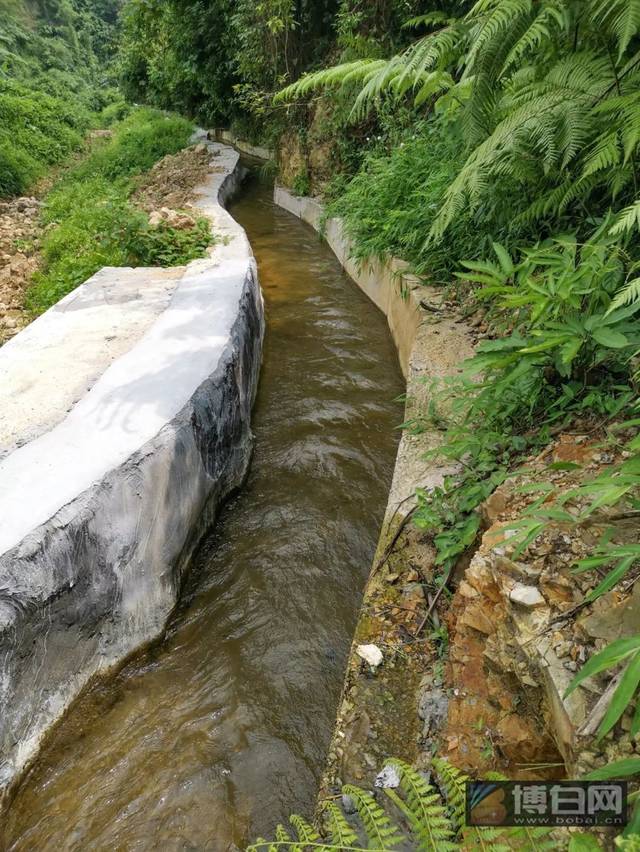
[0,0,120,196]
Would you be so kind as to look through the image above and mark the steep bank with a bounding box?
[0,140,264,801]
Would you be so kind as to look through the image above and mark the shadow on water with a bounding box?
[2,170,405,851]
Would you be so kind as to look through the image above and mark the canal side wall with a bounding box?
[0,140,265,801]
[272,184,475,794]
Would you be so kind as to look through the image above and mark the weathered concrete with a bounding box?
[214,129,274,163]
[0,139,264,799]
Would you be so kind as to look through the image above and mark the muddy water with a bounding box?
[2,175,404,851]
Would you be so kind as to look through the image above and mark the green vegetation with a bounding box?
[117,0,427,144]
[0,0,121,197]
[4,0,640,838]
[249,757,561,850]
[27,109,209,313]
[270,0,640,788]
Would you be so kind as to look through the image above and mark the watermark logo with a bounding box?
[466,781,628,828]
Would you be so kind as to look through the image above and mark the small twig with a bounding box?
[414,567,454,637]
[537,600,592,633]
[374,505,418,573]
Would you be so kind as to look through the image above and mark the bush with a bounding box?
[26,109,209,314]
[327,117,537,283]
[73,108,193,181]
[0,143,40,197]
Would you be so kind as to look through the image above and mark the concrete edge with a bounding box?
[214,129,274,162]
[0,139,265,799]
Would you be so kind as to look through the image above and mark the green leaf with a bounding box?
[584,758,640,780]
[597,651,640,739]
[492,241,514,276]
[585,555,637,603]
[591,327,631,349]
[568,834,603,851]
[548,461,582,471]
[566,637,640,696]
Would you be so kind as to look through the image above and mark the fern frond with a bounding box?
[591,0,640,60]
[500,0,571,75]
[432,757,468,832]
[385,759,456,851]
[608,276,640,312]
[275,825,292,842]
[289,814,322,845]
[274,60,388,103]
[342,785,404,850]
[464,0,533,77]
[322,802,359,847]
[582,130,623,177]
[611,199,640,235]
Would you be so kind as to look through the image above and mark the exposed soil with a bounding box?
[0,198,43,345]
[442,430,640,780]
[0,143,218,346]
[132,143,218,212]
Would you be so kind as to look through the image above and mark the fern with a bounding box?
[322,803,359,848]
[608,276,640,311]
[384,760,456,851]
[610,199,640,236]
[592,0,640,59]
[342,785,404,850]
[249,756,561,851]
[432,758,468,832]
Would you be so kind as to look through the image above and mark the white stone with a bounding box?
[356,643,384,668]
[509,584,546,608]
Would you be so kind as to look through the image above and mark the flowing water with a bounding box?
[1,174,404,851]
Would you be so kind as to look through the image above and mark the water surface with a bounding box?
[2,174,404,850]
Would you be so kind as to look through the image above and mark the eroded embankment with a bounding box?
[0,139,265,801]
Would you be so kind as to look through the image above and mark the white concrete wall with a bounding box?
[0,140,265,799]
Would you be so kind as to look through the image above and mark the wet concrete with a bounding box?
[1,173,404,850]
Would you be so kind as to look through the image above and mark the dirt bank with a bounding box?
[0,143,219,347]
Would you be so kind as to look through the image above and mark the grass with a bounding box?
[0,78,90,197]
[26,108,212,314]
[326,117,534,284]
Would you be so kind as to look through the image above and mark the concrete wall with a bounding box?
[214,129,274,163]
[0,140,265,800]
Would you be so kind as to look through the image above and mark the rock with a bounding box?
[418,686,448,733]
[481,488,509,526]
[579,583,640,643]
[356,644,383,669]
[375,764,401,789]
[508,583,546,608]
[342,793,357,814]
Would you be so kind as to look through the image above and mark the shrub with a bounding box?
[26,108,209,315]
[0,143,40,197]
[73,109,193,181]
[326,118,534,282]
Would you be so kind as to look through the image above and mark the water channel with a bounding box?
[1,170,405,851]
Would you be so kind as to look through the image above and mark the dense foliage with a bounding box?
[27,108,208,313]
[117,0,432,141]
[0,0,121,196]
